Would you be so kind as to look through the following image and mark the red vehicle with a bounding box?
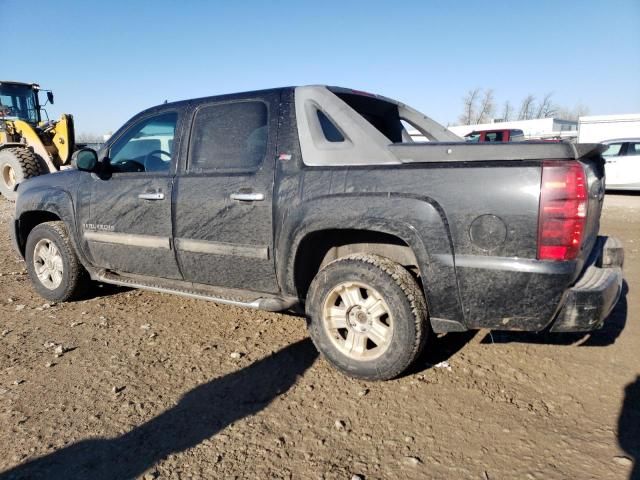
[465,128,525,143]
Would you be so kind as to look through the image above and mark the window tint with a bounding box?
[317,110,344,142]
[485,132,503,142]
[109,112,177,173]
[603,143,623,157]
[189,101,268,172]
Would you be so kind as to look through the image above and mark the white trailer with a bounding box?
[578,114,640,143]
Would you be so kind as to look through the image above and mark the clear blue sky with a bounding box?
[4,0,639,135]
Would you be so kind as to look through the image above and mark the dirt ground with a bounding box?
[0,194,638,480]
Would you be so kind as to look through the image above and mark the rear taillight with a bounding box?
[537,161,588,261]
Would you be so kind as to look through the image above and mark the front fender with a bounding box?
[14,187,82,260]
[278,193,465,326]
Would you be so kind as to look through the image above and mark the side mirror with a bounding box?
[72,148,98,172]
[47,91,54,105]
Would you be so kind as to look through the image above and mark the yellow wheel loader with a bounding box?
[0,81,74,201]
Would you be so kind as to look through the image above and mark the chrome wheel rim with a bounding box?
[33,238,64,290]
[2,164,16,189]
[322,281,393,360]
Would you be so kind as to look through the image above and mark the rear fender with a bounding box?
[279,194,465,326]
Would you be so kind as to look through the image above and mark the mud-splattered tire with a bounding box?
[25,221,89,302]
[0,147,42,201]
[306,253,428,381]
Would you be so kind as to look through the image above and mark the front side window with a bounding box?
[603,143,623,157]
[109,112,177,173]
[189,101,268,172]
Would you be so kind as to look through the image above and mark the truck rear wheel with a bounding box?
[306,253,428,381]
[25,221,89,302]
[0,147,42,201]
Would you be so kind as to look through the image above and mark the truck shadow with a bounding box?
[0,339,317,480]
[618,376,640,480]
[74,282,132,301]
[479,280,628,347]
[407,330,478,376]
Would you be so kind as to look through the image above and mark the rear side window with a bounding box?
[625,142,639,155]
[189,101,268,172]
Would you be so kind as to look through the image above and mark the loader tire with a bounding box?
[0,147,42,201]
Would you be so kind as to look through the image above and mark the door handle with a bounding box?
[230,192,265,202]
[138,192,165,200]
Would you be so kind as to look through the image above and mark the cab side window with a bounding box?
[109,112,178,173]
[189,101,268,173]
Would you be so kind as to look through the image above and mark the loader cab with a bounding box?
[0,81,42,125]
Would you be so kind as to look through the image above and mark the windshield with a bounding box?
[0,84,39,123]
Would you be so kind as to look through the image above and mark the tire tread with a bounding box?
[308,253,428,380]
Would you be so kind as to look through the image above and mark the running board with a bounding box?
[95,271,299,312]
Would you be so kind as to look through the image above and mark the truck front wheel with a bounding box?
[25,221,88,302]
[306,253,428,381]
[0,147,42,201]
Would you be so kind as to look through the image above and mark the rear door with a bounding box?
[602,142,626,187]
[173,92,280,293]
[614,141,640,189]
[79,109,183,279]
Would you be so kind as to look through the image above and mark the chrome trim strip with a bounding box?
[433,253,575,274]
[175,238,269,260]
[96,273,264,308]
[84,231,170,250]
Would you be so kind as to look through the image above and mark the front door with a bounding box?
[79,110,182,279]
[173,94,280,293]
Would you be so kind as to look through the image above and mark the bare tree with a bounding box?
[76,133,104,143]
[459,88,481,125]
[474,89,495,124]
[535,92,556,118]
[518,95,536,120]
[556,103,590,121]
[457,88,590,124]
[501,100,512,122]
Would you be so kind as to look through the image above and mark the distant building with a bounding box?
[577,114,640,143]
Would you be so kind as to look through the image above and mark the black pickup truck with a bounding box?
[10,86,624,380]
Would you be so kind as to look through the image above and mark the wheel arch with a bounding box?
[292,227,422,300]
[14,188,78,258]
[278,194,466,329]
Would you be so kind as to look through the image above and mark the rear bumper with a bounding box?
[550,236,624,332]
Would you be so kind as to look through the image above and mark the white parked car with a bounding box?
[602,138,640,191]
